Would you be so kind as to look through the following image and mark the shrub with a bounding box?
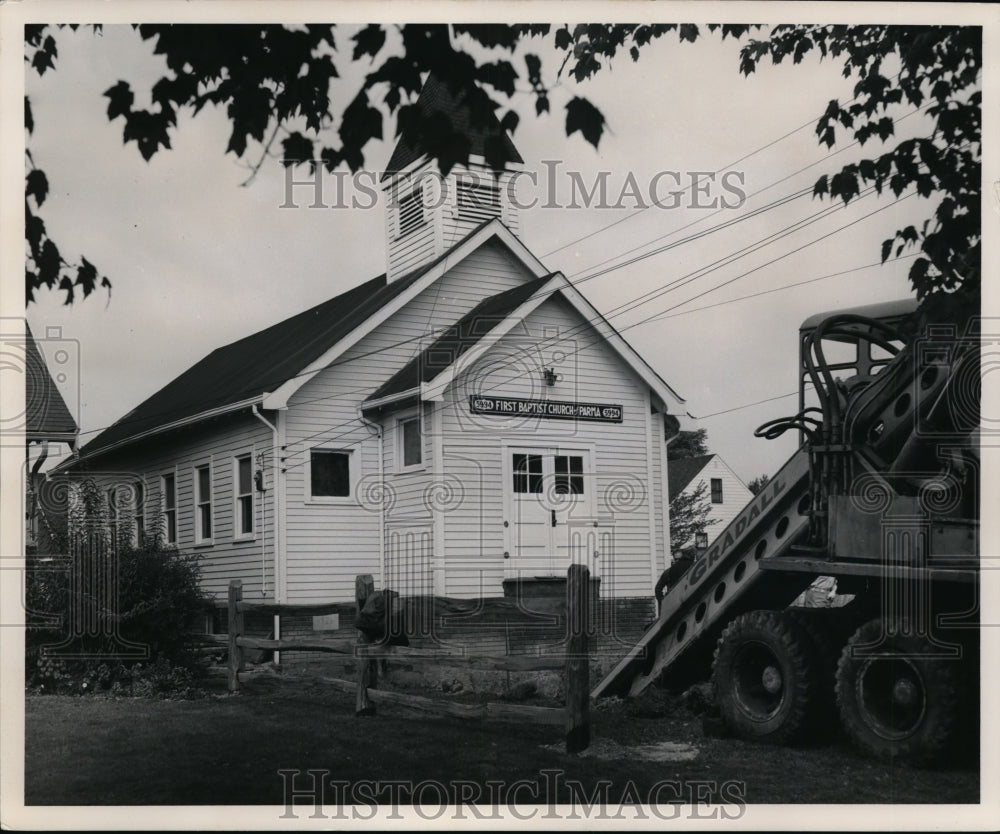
[26,480,211,695]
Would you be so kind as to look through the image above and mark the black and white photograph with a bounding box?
[1,0,996,828]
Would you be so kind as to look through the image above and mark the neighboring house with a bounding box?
[24,323,79,552]
[60,75,693,619]
[667,453,752,552]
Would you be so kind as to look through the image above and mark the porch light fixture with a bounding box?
[543,367,562,387]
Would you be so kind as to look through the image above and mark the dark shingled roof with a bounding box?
[25,323,78,441]
[75,221,501,462]
[667,454,714,502]
[383,73,523,179]
[365,274,553,403]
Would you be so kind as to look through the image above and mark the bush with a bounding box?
[26,485,211,696]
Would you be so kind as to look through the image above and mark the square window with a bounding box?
[401,417,422,468]
[310,450,351,498]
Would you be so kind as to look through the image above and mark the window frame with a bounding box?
[395,409,424,474]
[132,479,146,546]
[710,477,724,504]
[233,454,255,540]
[106,485,120,544]
[194,462,214,545]
[161,471,177,545]
[306,447,356,504]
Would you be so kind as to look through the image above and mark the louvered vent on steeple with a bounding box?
[381,74,524,282]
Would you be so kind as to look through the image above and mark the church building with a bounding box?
[63,75,693,625]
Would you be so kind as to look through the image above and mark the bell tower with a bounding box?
[381,74,524,282]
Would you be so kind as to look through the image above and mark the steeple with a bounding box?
[381,74,524,281]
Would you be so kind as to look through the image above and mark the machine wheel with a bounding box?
[712,610,819,745]
[835,618,964,766]
[785,608,843,737]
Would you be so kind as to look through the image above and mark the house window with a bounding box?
[554,455,585,495]
[133,481,145,545]
[512,453,542,494]
[106,487,120,543]
[711,478,723,504]
[161,473,177,544]
[309,449,352,499]
[195,464,213,543]
[399,415,422,469]
[695,532,709,550]
[397,187,424,237]
[234,455,254,537]
[456,178,502,223]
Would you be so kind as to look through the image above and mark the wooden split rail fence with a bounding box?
[224,564,592,753]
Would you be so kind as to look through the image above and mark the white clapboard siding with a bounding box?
[684,455,755,543]
[282,239,537,602]
[439,295,661,599]
[73,414,276,602]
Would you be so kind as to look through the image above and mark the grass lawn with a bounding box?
[24,666,979,808]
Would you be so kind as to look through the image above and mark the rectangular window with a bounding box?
[554,455,585,495]
[512,453,543,494]
[106,486,120,543]
[711,478,723,504]
[133,481,145,545]
[235,456,254,537]
[310,450,351,499]
[695,532,709,550]
[400,416,422,469]
[161,473,177,544]
[397,187,424,237]
[195,464,213,542]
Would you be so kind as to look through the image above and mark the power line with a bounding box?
[648,255,919,322]
[279,187,918,471]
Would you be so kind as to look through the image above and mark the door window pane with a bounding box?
[554,455,584,495]
[512,453,542,494]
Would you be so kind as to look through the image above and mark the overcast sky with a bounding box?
[23,19,958,481]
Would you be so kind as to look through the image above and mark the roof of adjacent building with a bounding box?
[383,73,523,179]
[667,453,715,501]
[25,323,78,442]
[365,274,553,403]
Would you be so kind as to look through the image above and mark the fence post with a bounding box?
[227,580,243,694]
[565,564,591,753]
[355,574,376,716]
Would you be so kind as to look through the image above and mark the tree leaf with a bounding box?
[679,24,699,43]
[104,80,134,121]
[26,169,49,207]
[25,97,34,134]
[281,132,314,166]
[351,24,386,61]
[565,96,605,148]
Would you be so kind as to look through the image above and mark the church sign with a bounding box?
[470,395,623,423]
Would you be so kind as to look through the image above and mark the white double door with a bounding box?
[505,446,595,578]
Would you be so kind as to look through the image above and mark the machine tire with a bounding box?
[835,618,964,766]
[712,610,819,746]
[785,607,843,738]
